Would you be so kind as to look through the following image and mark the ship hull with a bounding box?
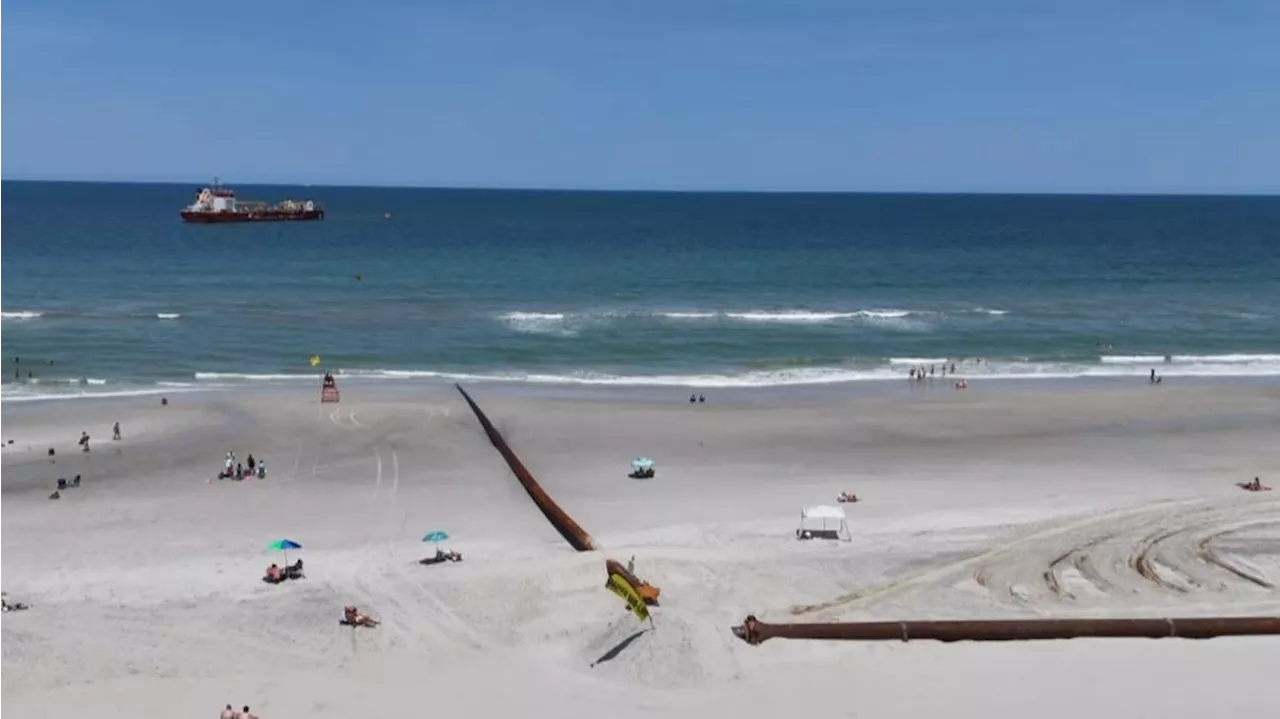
[180,210,324,223]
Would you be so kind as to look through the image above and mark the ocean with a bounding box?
[2,181,1279,401]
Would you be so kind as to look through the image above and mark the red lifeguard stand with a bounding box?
[321,375,340,403]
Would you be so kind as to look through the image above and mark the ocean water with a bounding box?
[3,181,1279,401]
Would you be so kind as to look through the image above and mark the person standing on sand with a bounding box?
[220,704,236,719]
[79,431,90,452]
[112,422,121,441]
[242,705,259,719]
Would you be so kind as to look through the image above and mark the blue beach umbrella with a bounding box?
[422,530,449,548]
[266,538,302,565]
[631,457,655,470]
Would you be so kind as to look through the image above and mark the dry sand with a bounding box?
[3,381,1279,717]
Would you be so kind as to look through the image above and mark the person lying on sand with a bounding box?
[837,491,860,503]
[283,559,304,579]
[2,592,30,611]
[422,548,464,564]
[1239,477,1271,491]
[343,605,379,627]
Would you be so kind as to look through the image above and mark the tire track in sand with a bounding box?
[1194,518,1280,589]
[789,498,1200,617]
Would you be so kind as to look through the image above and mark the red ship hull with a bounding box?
[180,209,325,223]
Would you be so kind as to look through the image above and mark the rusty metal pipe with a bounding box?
[456,385,597,551]
[734,615,1280,645]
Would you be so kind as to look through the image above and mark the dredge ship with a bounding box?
[180,179,324,223]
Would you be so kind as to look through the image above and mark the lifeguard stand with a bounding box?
[321,377,340,403]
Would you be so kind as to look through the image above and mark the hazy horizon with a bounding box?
[4,178,1279,198]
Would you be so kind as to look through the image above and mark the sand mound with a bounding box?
[579,609,740,688]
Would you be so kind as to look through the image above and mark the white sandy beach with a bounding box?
[3,381,1279,717]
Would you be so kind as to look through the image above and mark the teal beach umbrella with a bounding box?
[266,538,302,565]
[422,530,449,550]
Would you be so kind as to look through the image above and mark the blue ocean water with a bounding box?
[3,181,1279,400]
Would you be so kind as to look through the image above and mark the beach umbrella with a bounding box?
[266,538,302,565]
[422,530,449,549]
[631,457,655,470]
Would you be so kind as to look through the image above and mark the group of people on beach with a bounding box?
[263,560,304,584]
[51,423,121,498]
[219,704,259,719]
[74,423,121,454]
[908,362,968,389]
[2,592,31,612]
[219,450,266,480]
[908,362,958,381]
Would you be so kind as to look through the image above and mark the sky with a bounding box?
[3,0,1279,192]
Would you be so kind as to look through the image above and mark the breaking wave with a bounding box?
[187,353,1280,389]
[1,310,44,320]
[494,307,1007,334]
[1,380,205,403]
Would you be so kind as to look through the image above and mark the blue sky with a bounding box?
[4,1,1278,192]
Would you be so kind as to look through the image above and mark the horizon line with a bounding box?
[2,177,1278,198]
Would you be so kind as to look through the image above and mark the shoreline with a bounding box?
[5,371,1280,407]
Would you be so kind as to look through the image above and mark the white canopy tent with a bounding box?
[797,505,850,541]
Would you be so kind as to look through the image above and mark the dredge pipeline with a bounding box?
[455,385,597,551]
[734,615,1280,645]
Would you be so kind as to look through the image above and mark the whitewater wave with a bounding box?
[157,313,182,320]
[888,357,951,365]
[184,353,1280,389]
[662,311,718,320]
[193,372,317,381]
[1,382,205,403]
[1102,353,1280,365]
[721,310,914,323]
[496,311,577,336]
[495,307,1006,332]
[1,310,44,320]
